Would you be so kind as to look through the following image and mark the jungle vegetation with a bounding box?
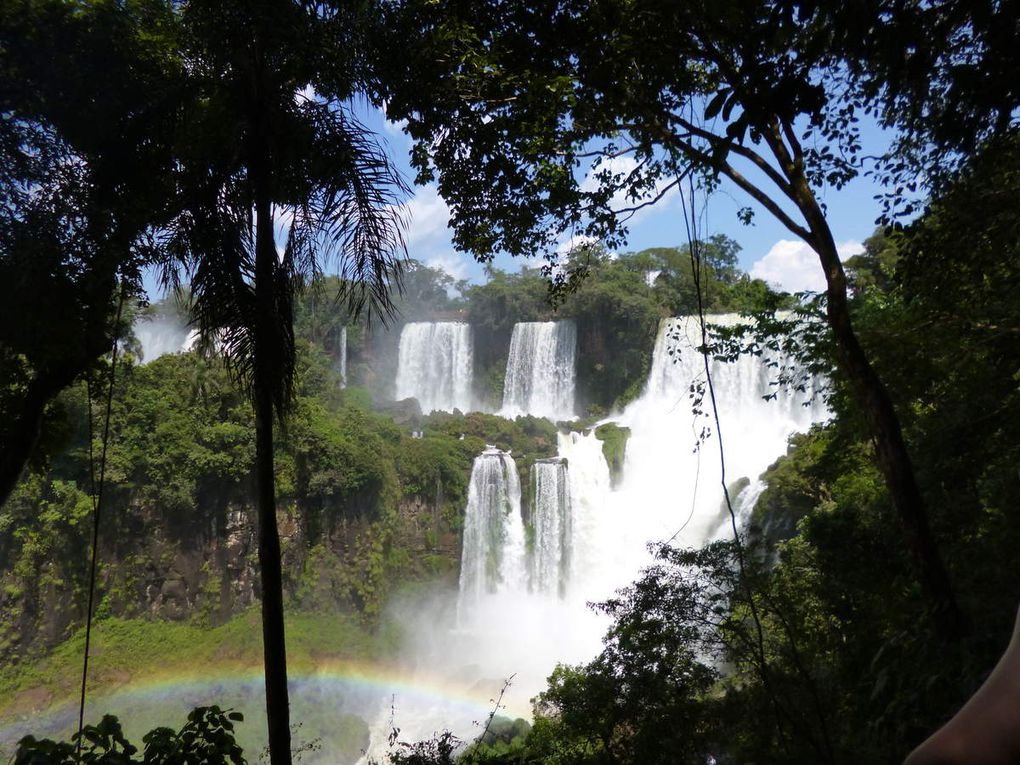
[2,0,1018,763]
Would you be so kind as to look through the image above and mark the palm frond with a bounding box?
[292,102,409,326]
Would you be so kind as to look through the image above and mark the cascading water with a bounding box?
[134,317,193,362]
[530,458,571,597]
[457,448,527,608]
[358,314,825,762]
[339,326,347,388]
[459,313,823,688]
[624,314,824,532]
[501,321,577,420]
[394,322,474,413]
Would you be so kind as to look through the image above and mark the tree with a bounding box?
[161,2,406,762]
[378,0,963,634]
[14,707,247,765]
[0,0,181,505]
[531,549,721,765]
[391,260,464,318]
[828,0,1020,206]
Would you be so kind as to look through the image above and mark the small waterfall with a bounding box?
[339,326,348,388]
[395,322,473,413]
[458,448,526,609]
[501,320,577,420]
[134,317,191,363]
[530,458,571,597]
[555,430,611,600]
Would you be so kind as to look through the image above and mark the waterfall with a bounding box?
[530,458,571,597]
[133,317,195,363]
[339,326,347,388]
[609,314,826,553]
[359,314,826,761]
[457,448,526,608]
[501,320,577,420]
[394,322,473,413]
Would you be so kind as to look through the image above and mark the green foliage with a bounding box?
[0,0,183,505]
[14,707,245,765]
[394,436,479,516]
[468,717,531,761]
[390,261,467,320]
[473,544,723,765]
[1,331,569,663]
[557,250,660,414]
[421,412,557,463]
[381,731,459,765]
[592,424,629,489]
[751,429,834,545]
[459,242,782,414]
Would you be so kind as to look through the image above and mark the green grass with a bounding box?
[0,609,389,719]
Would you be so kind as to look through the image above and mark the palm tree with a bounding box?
[161,3,407,762]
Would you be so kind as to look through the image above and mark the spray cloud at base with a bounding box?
[357,314,826,761]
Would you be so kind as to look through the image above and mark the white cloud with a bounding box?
[750,239,865,293]
[425,252,471,282]
[839,240,865,259]
[555,233,599,257]
[401,184,454,257]
[580,154,681,226]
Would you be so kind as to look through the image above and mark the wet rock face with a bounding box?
[0,489,458,665]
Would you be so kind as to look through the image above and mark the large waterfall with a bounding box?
[359,314,826,762]
[530,458,572,597]
[453,314,823,696]
[616,314,826,551]
[394,322,474,413]
[457,448,526,607]
[501,321,577,420]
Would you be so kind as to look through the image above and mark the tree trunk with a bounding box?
[795,182,963,640]
[0,363,81,507]
[254,186,293,765]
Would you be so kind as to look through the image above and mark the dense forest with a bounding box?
[2,1,1018,764]
[0,244,782,759]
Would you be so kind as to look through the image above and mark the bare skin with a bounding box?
[905,605,1020,764]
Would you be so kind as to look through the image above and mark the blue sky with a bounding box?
[144,104,893,300]
[361,104,893,294]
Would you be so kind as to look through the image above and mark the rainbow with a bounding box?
[0,661,532,759]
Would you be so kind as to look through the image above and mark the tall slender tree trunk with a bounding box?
[254,184,293,765]
[792,176,964,640]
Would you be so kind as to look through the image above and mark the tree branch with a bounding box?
[674,115,800,205]
[780,117,805,170]
[670,135,813,242]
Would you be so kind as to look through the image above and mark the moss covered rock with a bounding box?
[594,423,630,488]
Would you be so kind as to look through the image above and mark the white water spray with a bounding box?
[530,458,571,597]
[133,316,194,363]
[395,322,474,413]
[501,321,577,420]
